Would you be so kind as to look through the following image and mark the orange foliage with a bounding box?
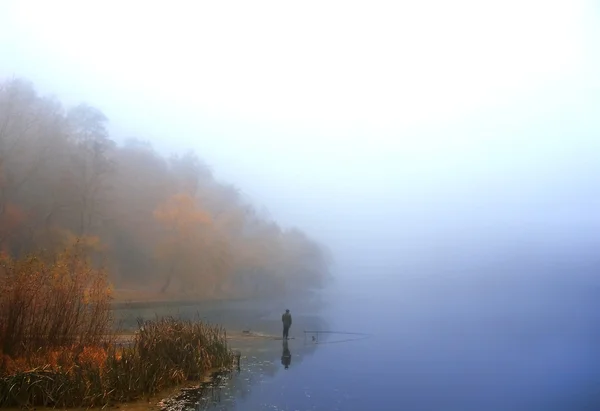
[79,346,109,369]
[154,193,213,261]
[153,193,229,295]
[154,193,212,228]
[0,78,332,302]
[0,242,113,357]
[0,345,110,377]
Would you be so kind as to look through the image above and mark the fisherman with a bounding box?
[282,309,292,340]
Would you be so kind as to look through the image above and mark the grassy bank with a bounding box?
[0,245,235,408]
[0,317,234,408]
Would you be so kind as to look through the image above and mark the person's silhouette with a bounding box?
[281,339,291,369]
[282,309,292,339]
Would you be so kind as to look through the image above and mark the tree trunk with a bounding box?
[160,265,173,294]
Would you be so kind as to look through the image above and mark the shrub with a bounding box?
[0,243,235,408]
[0,242,113,357]
[0,318,234,408]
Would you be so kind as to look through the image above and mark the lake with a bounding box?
[145,250,600,411]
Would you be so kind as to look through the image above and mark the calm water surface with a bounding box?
[186,262,600,411]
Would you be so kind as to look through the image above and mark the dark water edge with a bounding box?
[109,291,328,410]
[153,336,323,411]
[157,370,238,411]
[112,289,328,334]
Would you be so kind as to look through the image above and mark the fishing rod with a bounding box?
[303,330,371,336]
[303,330,372,344]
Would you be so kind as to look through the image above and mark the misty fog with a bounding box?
[1,2,599,271]
[1,0,600,409]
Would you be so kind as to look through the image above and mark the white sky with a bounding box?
[1,0,599,266]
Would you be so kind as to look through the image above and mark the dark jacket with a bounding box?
[282,312,292,327]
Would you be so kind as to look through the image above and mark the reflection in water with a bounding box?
[281,340,292,369]
[156,317,324,410]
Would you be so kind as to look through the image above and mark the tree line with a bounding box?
[0,77,333,300]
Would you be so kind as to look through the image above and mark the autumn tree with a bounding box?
[0,79,67,255]
[64,104,115,237]
[104,139,171,283]
[0,76,333,300]
[169,150,212,197]
[153,193,230,296]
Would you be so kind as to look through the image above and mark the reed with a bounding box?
[0,244,235,408]
[0,317,234,408]
[0,243,113,357]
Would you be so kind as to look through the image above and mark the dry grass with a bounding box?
[0,243,112,357]
[0,244,235,408]
[0,317,234,408]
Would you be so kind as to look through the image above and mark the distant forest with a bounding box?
[0,78,333,300]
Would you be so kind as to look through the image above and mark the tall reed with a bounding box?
[0,243,235,408]
[0,318,234,408]
[0,243,112,357]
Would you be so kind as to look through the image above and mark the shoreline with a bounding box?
[113,330,293,343]
[0,318,234,409]
[111,291,328,336]
[0,330,317,411]
[0,368,233,411]
[1,296,326,410]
